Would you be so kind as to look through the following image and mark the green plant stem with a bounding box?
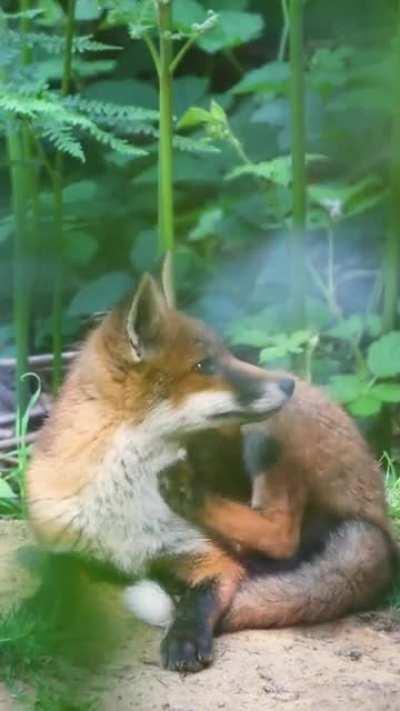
[377,4,400,456]
[383,40,400,332]
[52,0,76,393]
[289,0,307,331]
[278,0,290,61]
[157,0,175,304]
[6,123,30,413]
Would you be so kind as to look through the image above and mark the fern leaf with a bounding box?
[2,29,121,55]
[173,134,220,154]
[39,123,85,162]
[63,95,158,123]
[0,90,147,158]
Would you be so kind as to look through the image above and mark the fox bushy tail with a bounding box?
[221,520,395,632]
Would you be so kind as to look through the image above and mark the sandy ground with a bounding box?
[1,520,400,710]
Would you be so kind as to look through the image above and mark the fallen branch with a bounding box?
[0,432,37,451]
[0,351,77,369]
[0,405,48,428]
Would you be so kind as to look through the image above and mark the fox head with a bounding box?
[91,275,295,437]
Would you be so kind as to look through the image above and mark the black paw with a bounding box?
[160,624,214,673]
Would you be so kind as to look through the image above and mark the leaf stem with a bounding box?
[143,32,161,76]
[52,0,76,393]
[278,0,290,61]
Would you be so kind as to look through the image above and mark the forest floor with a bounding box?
[1,520,400,711]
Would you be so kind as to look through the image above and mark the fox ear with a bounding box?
[127,275,167,362]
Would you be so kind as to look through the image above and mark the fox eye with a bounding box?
[194,357,217,376]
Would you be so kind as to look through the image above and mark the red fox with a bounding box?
[27,275,396,673]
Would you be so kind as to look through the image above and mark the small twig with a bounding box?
[0,453,18,465]
[0,432,37,451]
[0,351,77,369]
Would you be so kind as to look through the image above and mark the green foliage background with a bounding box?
[1,0,400,444]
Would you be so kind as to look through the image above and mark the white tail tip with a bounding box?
[123,580,175,628]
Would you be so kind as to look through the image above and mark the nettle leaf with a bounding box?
[348,395,382,418]
[308,176,385,221]
[227,157,292,186]
[367,332,400,379]
[328,374,366,404]
[369,384,400,403]
[232,61,290,95]
[63,179,98,204]
[227,155,324,186]
[173,0,206,32]
[326,315,363,341]
[189,207,223,241]
[68,272,133,316]
[259,345,288,363]
[197,11,264,54]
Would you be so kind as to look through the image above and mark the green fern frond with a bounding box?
[2,29,121,55]
[63,95,158,123]
[0,8,43,21]
[0,90,147,158]
[173,134,220,154]
[39,123,85,162]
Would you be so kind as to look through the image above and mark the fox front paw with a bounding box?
[160,624,214,673]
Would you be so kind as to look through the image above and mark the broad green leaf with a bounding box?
[367,332,400,378]
[227,157,293,186]
[232,61,289,95]
[130,229,158,272]
[326,315,363,341]
[328,374,366,404]
[349,395,382,417]
[288,330,313,348]
[259,345,288,363]
[68,272,133,316]
[63,180,98,204]
[197,11,263,54]
[178,106,212,130]
[308,176,385,220]
[173,0,205,31]
[232,330,271,348]
[369,384,400,403]
[64,231,98,267]
[174,76,208,118]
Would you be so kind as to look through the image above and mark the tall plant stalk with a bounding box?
[6,0,36,413]
[52,0,76,391]
[383,13,400,334]
[289,0,307,330]
[156,0,175,304]
[6,124,30,413]
[377,5,400,455]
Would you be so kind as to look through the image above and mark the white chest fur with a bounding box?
[75,423,207,574]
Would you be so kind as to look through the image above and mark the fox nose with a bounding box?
[278,378,295,397]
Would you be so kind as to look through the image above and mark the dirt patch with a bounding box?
[1,520,400,710]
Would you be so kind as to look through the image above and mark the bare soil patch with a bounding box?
[1,520,400,710]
